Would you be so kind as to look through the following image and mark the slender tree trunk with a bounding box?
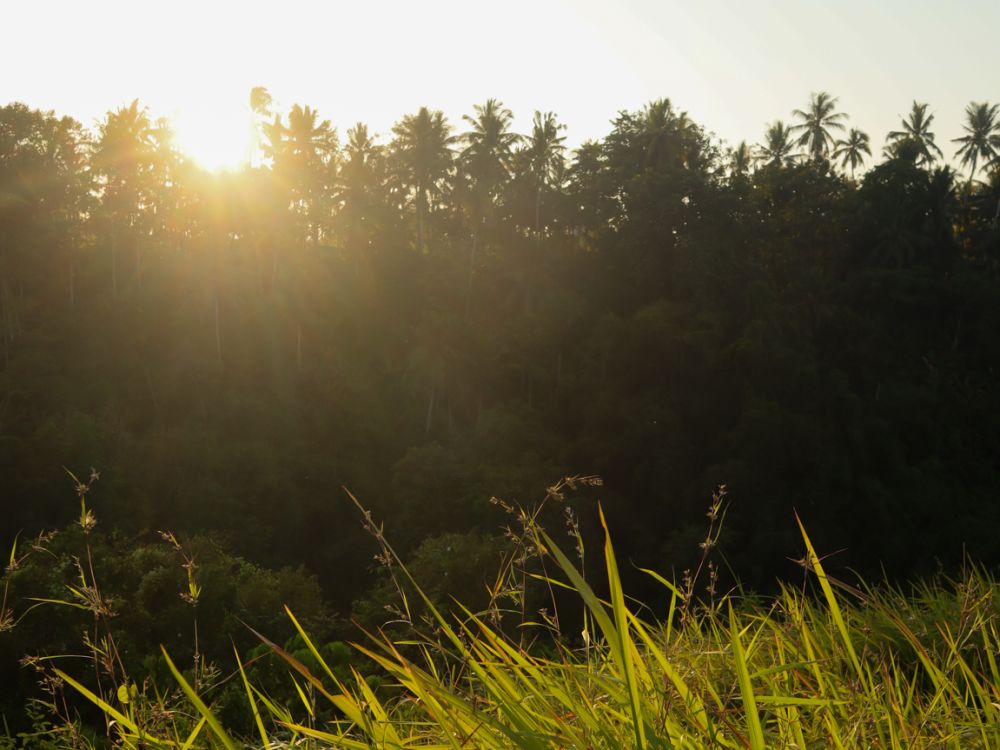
[213,287,222,367]
[465,232,477,318]
[1,282,9,370]
[534,187,542,243]
[417,194,425,254]
[0,249,9,369]
[144,367,162,425]
[425,386,435,436]
[111,233,118,302]
[68,257,75,309]
[296,323,303,373]
[16,277,23,337]
[134,240,142,291]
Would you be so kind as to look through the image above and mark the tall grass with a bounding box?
[13,481,1000,749]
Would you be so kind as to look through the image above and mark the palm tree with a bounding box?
[391,107,454,253]
[250,86,272,117]
[261,114,285,164]
[460,98,520,209]
[284,104,336,243]
[340,122,385,256]
[953,101,1000,184]
[524,111,566,236]
[730,140,752,178]
[248,86,273,167]
[791,92,848,162]
[342,123,381,206]
[642,98,677,169]
[755,121,796,167]
[833,128,871,178]
[459,99,520,313]
[887,101,943,167]
[93,99,155,299]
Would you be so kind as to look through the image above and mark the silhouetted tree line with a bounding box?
[2,89,1000,623]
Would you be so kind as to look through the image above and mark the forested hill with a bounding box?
[2,93,1000,610]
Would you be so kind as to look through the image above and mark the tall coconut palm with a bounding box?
[341,123,381,207]
[953,101,1000,184]
[283,104,336,244]
[524,111,566,236]
[247,86,273,167]
[887,101,943,167]
[391,107,454,253]
[340,122,385,255]
[791,92,848,162]
[755,121,796,167]
[730,140,752,178]
[459,100,520,314]
[833,128,871,178]
[93,99,155,299]
[261,113,285,162]
[460,98,520,209]
[642,98,677,169]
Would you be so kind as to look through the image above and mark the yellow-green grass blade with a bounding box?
[600,507,649,750]
[795,515,865,685]
[233,644,269,748]
[284,605,339,684]
[289,673,315,719]
[278,721,375,750]
[625,608,728,745]
[53,669,138,735]
[161,646,239,750]
[730,602,766,750]
[179,716,207,750]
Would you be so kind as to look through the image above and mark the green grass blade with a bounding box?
[233,644,269,748]
[730,603,766,750]
[160,646,239,750]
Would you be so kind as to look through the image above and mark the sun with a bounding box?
[171,107,252,172]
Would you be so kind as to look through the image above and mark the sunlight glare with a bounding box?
[172,107,252,172]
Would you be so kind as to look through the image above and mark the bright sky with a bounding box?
[3,0,997,169]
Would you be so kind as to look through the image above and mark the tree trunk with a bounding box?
[417,193,425,254]
[111,235,118,302]
[68,258,75,309]
[296,323,303,373]
[425,386,435,436]
[465,232,477,318]
[213,288,222,367]
[0,249,9,369]
[134,240,142,291]
[535,187,542,241]
[1,283,9,370]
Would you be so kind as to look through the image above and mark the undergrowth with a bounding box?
[4,474,1000,749]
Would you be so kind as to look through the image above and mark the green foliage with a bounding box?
[32,505,1000,749]
[3,93,1000,743]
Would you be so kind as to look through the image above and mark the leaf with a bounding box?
[730,603,766,750]
[161,646,239,750]
[795,514,865,683]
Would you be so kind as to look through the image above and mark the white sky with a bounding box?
[3,0,997,167]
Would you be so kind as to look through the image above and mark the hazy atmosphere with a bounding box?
[5,0,997,161]
[3,2,1000,748]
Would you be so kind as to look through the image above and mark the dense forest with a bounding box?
[2,90,1000,732]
